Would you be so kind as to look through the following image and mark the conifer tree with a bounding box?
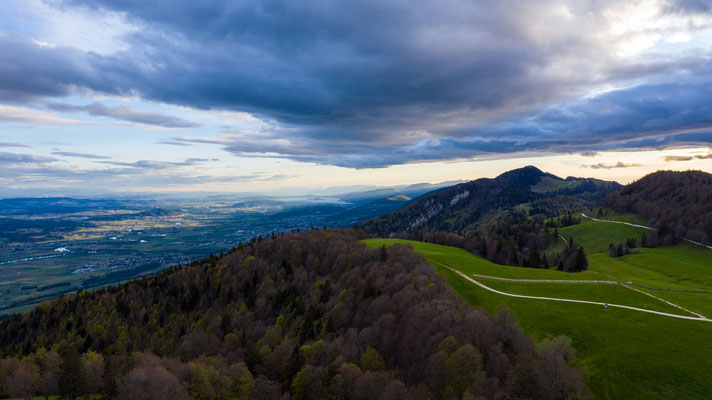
[58,346,87,400]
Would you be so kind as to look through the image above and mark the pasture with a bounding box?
[365,236,712,399]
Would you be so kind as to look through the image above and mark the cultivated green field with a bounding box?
[365,235,712,399]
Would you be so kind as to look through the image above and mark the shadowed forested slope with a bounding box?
[360,167,616,272]
[0,229,586,399]
[361,166,619,237]
[603,170,712,245]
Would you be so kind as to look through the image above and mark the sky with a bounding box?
[1,0,712,196]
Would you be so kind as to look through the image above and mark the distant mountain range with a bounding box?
[361,166,621,237]
[315,180,464,201]
[261,181,463,228]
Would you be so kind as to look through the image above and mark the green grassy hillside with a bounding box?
[554,217,647,252]
[365,237,712,399]
[557,216,712,317]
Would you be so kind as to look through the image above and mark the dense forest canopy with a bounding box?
[603,170,712,245]
[0,229,587,399]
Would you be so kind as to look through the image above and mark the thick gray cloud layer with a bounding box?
[1,1,711,167]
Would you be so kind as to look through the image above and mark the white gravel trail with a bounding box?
[435,261,712,322]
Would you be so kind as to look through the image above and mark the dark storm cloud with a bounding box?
[2,1,712,167]
[464,79,712,141]
[164,77,712,168]
[171,132,544,168]
[2,2,600,127]
[45,102,200,128]
[0,34,112,102]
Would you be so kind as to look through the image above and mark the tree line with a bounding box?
[608,229,681,258]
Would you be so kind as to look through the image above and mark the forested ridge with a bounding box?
[0,229,587,399]
[361,177,535,236]
[361,166,619,238]
[603,170,712,245]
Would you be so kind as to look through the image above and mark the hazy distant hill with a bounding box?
[361,166,620,237]
[262,195,415,228]
[0,197,125,215]
[270,204,349,218]
[603,170,712,245]
[263,182,460,228]
[336,181,462,205]
[326,194,414,227]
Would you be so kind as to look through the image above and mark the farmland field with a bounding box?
[0,196,378,317]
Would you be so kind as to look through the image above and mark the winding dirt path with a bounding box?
[433,261,712,322]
